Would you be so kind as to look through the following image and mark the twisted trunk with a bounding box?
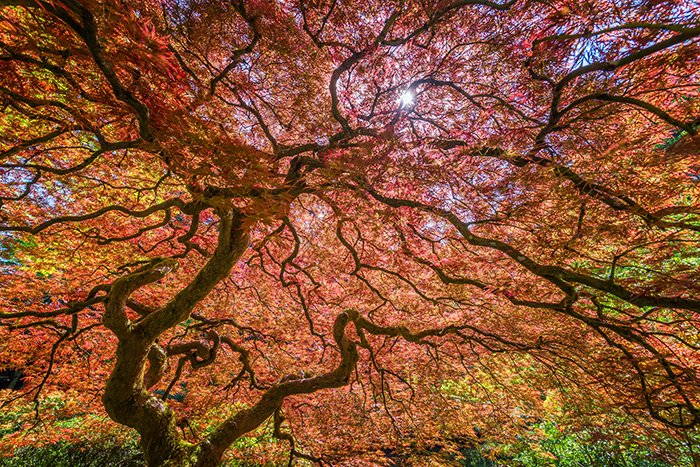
[101,206,360,466]
[101,207,249,466]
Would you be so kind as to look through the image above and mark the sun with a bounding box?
[399,89,414,107]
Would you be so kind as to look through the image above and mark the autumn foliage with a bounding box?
[0,0,699,465]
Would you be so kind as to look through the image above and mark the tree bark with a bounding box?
[101,207,250,466]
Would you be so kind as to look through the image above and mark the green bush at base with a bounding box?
[0,441,143,467]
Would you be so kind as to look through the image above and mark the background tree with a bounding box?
[0,0,699,465]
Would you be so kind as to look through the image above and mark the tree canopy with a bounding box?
[0,0,699,465]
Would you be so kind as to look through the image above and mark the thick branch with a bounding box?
[195,311,359,465]
[137,207,249,339]
[361,183,700,313]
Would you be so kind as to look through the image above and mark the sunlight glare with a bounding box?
[399,90,414,107]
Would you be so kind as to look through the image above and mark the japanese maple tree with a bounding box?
[0,0,699,465]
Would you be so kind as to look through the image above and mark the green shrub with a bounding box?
[0,440,144,467]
